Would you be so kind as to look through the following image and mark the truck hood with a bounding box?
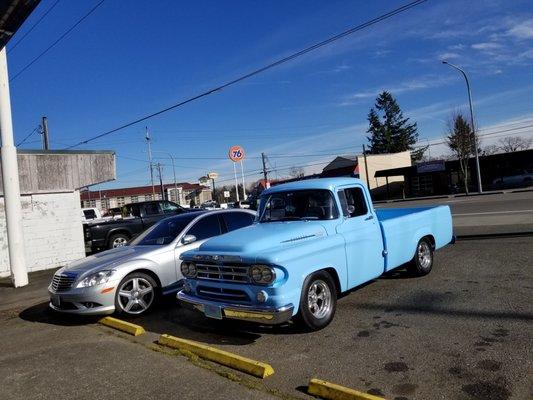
[197,221,327,255]
[62,246,162,277]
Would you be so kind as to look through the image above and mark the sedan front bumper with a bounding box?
[177,291,294,325]
[48,287,116,315]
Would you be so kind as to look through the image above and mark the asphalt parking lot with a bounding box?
[1,236,531,400]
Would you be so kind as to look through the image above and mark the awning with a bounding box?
[0,0,41,49]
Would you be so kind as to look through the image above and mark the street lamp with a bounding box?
[442,60,483,193]
[152,151,178,203]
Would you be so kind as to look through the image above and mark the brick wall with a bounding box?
[0,191,85,278]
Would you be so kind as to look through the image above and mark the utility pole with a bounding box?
[261,152,269,184]
[145,127,155,196]
[153,151,178,204]
[442,61,483,193]
[155,162,165,200]
[362,145,370,188]
[41,116,49,150]
[0,47,27,287]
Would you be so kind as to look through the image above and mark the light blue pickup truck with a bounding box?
[178,178,453,331]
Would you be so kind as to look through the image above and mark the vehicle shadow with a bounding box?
[120,296,309,346]
[19,301,101,326]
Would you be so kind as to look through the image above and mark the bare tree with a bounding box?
[498,136,532,152]
[482,144,499,156]
[446,112,477,194]
[289,166,305,178]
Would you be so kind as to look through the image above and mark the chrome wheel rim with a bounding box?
[418,241,432,269]
[112,237,127,248]
[117,277,154,314]
[307,280,332,319]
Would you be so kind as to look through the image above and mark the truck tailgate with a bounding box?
[376,206,453,272]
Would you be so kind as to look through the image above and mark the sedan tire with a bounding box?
[115,272,158,316]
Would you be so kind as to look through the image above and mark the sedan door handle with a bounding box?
[364,215,374,221]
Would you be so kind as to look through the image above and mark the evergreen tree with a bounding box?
[366,91,419,156]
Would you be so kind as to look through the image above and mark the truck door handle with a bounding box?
[365,215,374,221]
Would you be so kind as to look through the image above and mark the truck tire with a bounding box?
[295,270,337,331]
[108,233,130,249]
[115,272,158,316]
[408,238,434,276]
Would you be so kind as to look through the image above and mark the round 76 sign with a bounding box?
[228,145,245,162]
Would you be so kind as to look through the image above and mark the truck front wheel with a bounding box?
[295,271,337,331]
[408,238,434,276]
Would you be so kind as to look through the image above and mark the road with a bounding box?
[1,236,531,400]
[375,191,533,236]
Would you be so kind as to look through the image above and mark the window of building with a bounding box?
[101,198,110,210]
[117,197,125,206]
[186,215,221,241]
[130,196,139,203]
[145,194,153,201]
[338,187,367,217]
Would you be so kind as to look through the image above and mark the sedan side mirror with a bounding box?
[181,234,197,245]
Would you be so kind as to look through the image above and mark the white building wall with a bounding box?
[358,151,412,189]
[0,191,85,278]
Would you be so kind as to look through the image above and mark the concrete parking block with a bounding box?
[308,378,385,400]
[99,316,145,336]
[158,333,274,379]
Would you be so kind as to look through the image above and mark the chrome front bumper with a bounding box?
[177,291,294,325]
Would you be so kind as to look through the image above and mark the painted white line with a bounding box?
[454,209,533,216]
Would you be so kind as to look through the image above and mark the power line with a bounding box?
[10,0,105,82]
[64,0,428,149]
[16,126,41,147]
[8,0,61,54]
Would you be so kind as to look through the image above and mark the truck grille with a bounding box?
[196,263,250,284]
[51,273,76,292]
[197,286,250,303]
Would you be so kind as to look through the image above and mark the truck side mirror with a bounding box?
[181,234,197,245]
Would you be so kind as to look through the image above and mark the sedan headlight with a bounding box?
[181,262,197,278]
[250,265,276,285]
[76,270,115,288]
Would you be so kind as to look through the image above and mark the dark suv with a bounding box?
[83,200,188,253]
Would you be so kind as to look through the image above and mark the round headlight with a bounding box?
[250,265,275,285]
[180,262,197,278]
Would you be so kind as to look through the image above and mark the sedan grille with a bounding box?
[51,273,76,292]
[196,263,250,284]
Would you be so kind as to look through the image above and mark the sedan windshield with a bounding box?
[259,189,338,222]
[130,214,198,246]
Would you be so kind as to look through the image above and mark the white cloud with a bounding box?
[471,42,502,50]
[506,19,533,39]
[439,52,460,60]
[340,75,453,104]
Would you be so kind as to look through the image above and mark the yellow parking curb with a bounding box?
[308,378,386,400]
[99,317,145,336]
[158,334,274,379]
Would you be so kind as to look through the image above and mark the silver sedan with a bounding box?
[48,209,255,316]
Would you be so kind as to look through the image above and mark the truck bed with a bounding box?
[376,206,453,272]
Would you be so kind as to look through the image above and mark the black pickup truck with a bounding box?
[83,200,189,253]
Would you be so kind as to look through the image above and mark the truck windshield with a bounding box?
[130,215,196,246]
[259,189,338,222]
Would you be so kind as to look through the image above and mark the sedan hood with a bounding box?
[62,246,161,276]
[197,221,327,254]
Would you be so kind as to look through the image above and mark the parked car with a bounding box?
[491,169,533,189]
[83,200,189,253]
[81,207,102,221]
[178,177,453,331]
[49,209,256,316]
[200,200,220,210]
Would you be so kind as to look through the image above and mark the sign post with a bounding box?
[228,145,245,202]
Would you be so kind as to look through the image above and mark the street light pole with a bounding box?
[153,151,178,203]
[442,60,483,193]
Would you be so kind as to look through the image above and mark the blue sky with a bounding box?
[7,0,533,189]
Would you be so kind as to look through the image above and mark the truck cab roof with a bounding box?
[262,177,365,195]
